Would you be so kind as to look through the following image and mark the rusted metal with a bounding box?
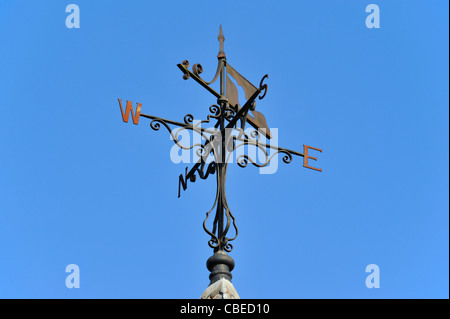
[177,62,221,98]
[193,63,203,76]
[118,99,141,125]
[303,145,323,172]
[217,24,225,58]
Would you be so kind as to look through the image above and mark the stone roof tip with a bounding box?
[200,278,240,299]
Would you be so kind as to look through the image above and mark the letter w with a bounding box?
[118,99,142,125]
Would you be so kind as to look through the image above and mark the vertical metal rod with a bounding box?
[216,58,226,252]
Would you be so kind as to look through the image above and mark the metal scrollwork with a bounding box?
[142,78,301,255]
[120,26,322,287]
[203,161,238,253]
[258,74,269,100]
[209,104,221,118]
[224,107,236,122]
[193,63,203,76]
[250,129,260,140]
[184,114,194,124]
[147,115,214,157]
[182,60,190,80]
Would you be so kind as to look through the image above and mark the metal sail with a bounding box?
[226,63,272,139]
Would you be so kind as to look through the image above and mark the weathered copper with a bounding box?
[118,99,141,125]
[303,145,323,172]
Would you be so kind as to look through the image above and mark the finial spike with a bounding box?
[217,25,226,59]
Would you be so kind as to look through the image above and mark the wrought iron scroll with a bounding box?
[137,58,304,255]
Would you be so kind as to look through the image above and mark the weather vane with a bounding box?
[118,25,322,299]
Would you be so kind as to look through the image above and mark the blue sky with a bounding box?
[0,0,448,298]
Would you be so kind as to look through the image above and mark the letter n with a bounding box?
[118,99,142,125]
[178,168,189,198]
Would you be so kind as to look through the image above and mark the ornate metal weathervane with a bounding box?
[118,26,322,298]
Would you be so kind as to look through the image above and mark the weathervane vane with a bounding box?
[118,25,322,299]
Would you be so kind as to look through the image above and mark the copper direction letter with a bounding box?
[303,145,322,172]
[118,99,142,125]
